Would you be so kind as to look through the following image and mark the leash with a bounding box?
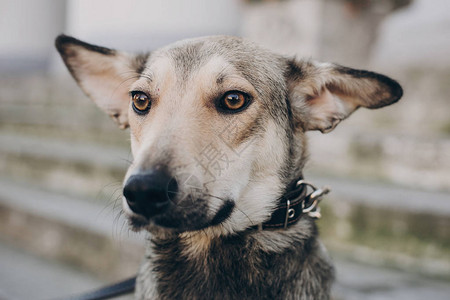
[57,177,329,299]
[57,277,136,300]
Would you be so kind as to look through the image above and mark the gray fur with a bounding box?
[136,218,334,300]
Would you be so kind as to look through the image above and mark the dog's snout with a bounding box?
[123,169,178,218]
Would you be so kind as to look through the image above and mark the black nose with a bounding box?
[123,169,178,218]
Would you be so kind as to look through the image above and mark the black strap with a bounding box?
[260,180,307,229]
[248,176,309,230]
[57,276,136,300]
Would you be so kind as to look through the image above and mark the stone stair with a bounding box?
[0,75,449,293]
[0,123,449,280]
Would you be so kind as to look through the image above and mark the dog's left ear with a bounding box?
[285,60,403,133]
[55,35,146,129]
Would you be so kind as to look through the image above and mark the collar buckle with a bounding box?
[283,200,297,229]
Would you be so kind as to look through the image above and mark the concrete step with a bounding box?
[309,175,450,217]
[307,130,450,191]
[308,174,450,279]
[0,76,122,134]
[0,177,145,282]
[0,131,130,198]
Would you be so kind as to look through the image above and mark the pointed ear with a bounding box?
[285,60,403,133]
[55,35,148,129]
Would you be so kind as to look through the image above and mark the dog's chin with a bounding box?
[127,215,152,232]
[127,200,235,234]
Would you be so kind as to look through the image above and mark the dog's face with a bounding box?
[56,35,402,235]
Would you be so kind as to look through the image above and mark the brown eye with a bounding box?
[220,92,248,112]
[131,92,150,114]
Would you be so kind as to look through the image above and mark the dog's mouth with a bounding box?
[126,199,235,232]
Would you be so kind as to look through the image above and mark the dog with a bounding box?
[55,34,402,299]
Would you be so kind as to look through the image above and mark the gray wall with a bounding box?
[0,0,66,72]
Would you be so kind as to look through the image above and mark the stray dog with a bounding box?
[55,35,402,299]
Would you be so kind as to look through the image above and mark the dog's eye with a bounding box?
[219,91,249,113]
[131,92,151,114]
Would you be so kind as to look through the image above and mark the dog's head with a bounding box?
[56,35,402,235]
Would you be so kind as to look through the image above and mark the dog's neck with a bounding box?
[136,176,333,300]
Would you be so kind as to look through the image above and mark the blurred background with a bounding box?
[0,0,449,299]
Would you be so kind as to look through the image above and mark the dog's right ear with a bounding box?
[285,59,403,133]
[55,35,147,129]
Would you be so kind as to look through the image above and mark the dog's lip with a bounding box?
[209,200,235,226]
[126,199,235,232]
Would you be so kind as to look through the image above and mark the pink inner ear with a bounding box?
[306,88,357,133]
[308,88,334,107]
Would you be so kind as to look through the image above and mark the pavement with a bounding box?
[0,242,132,300]
[332,258,450,300]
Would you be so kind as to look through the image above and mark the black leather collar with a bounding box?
[252,177,330,230]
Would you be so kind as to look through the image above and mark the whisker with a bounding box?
[120,157,133,165]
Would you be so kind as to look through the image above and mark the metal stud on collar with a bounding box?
[284,200,291,229]
[296,180,331,219]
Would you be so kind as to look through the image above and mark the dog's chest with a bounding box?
[136,235,310,300]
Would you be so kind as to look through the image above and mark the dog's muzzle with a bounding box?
[122,169,232,231]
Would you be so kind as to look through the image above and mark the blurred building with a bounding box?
[1,0,449,73]
[0,0,242,74]
[0,0,65,72]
